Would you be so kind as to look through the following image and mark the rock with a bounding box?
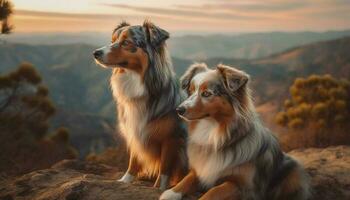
[0,146,349,200]
[289,146,350,200]
[0,160,161,200]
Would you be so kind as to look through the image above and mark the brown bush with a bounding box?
[276,74,350,151]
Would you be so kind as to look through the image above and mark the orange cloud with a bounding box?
[9,0,350,33]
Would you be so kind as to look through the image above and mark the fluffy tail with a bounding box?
[269,155,311,200]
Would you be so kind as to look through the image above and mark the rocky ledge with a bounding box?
[0,146,349,200]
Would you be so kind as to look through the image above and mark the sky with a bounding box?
[8,0,350,33]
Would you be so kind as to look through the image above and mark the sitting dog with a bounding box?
[160,63,310,200]
[93,21,187,190]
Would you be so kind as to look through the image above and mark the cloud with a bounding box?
[101,3,265,21]
[190,0,307,12]
[11,0,350,33]
[15,9,139,20]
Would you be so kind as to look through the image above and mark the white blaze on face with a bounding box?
[179,70,214,109]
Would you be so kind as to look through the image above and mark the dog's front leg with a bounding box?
[160,170,198,200]
[118,152,140,183]
[199,181,239,200]
[155,138,181,190]
[154,139,185,190]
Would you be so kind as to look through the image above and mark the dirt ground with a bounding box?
[0,146,349,200]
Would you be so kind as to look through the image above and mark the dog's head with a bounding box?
[177,63,250,122]
[93,20,169,77]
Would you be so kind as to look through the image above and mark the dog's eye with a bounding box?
[201,91,212,98]
[122,40,132,46]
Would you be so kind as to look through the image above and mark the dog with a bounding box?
[160,63,310,200]
[93,21,187,190]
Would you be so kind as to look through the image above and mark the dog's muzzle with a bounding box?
[93,50,103,59]
[176,106,186,116]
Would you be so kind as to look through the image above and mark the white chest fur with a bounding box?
[188,119,237,187]
[188,144,235,188]
[110,69,149,145]
[189,119,230,151]
[110,69,159,176]
[110,69,147,99]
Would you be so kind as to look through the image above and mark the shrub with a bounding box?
[0,63,78,177]
[276,74,350,150]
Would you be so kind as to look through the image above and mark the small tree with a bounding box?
[0,0,13,34]
[0,63,77,176]
[0,63,55,138]
[275,74,350,149]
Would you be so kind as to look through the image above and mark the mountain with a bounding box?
[0,42,190,157]
[0,42,114,117]
[254,36,350,76]
[1,36,349,156]
[0,43,117,157]
[203,36,350,104]
[3,30,350,60]
[169,30,350,60]
[51,110,116,158]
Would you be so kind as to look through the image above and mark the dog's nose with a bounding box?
[93,50,103,58]
[176,106,186,116]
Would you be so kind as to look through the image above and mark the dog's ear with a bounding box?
[217,64,249,93]
[113,21,130,34]
[180,63,208,93]
[143,20,169,48]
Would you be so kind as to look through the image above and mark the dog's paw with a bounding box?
[159,174,169,191]
[159,189,182,200]
[118,172,134,183]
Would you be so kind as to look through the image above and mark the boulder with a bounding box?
[0,146,349,200]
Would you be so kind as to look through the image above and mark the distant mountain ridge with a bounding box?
[1,36,349,112]
[3,29,350,60]
[204,36,350,104]
[1,36,349,156]
[0,43,116,157]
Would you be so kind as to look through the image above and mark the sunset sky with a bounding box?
[10,0,350,33]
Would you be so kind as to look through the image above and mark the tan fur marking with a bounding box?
[146,114,177,142]
[208,96,234,125]
[126,152,141,176]
[199,82,208,91]
[106,29,149,78]
[199,181,238,200]
[172,170,199,195]
[188,121,198,134]
[189,83,195,95]
[220,162,256,189]
[185,98,207,120]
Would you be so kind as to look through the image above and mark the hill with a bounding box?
[1,36,349,156]
[3,30,350,60]
[0,43,113,116]
[0,43,118,157]
[0,42,190,157]
[51,110,116,158]
[205,36,350,104]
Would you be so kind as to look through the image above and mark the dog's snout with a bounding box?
[93,50,103,58]
[176,106,186,116]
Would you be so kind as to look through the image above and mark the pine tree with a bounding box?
[0,0,13,34]
[0,63,77,176]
